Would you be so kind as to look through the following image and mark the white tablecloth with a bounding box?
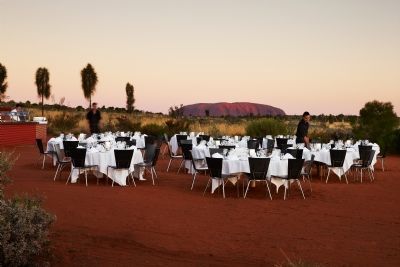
[70,148,144,186]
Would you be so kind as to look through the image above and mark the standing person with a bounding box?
[10,103,23,121]
[296,111,311,147]
[86,102,101,134]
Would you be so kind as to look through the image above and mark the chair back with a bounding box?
[63,141,79,157]
[199,134,210,142]
[126,139,136,147]
[190,150,207,171]
[163,133,169,143]
[71,148,87,168]
[209,148,224,156]
[36,138,45,154]
[248,157,270,180]
[114,149,134,169]
[144,144,156,163]
[279,143,290,154]
[266,139,274,153]
[358,145,372,154]
[359,149,375,168]
[287,158,305,179]
[276,138,288,149]
[151,148,161,167]
[247,139,259,150]
[53,143,66,162]
[303,154,315,175]
[287,148,303,159]
[329,149,347,167]
[144,135,156,149]
[205,157,223,179]
[196,137,202,144]
[176,134,188,147]
[181,143,193,160]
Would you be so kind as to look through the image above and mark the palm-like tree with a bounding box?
[126,82,135,113]
[0,63,8,102]
[35,67,51,116]
[81,63,98,108]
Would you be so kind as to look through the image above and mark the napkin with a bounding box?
[282,153,295,160]
[212,153,223,158]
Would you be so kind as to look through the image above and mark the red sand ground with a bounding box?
[4,144,400,266]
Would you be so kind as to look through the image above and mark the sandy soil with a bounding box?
[4,144,400,266]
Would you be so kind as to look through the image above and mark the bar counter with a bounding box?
[0,122,47,146]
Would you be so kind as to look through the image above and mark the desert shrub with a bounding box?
[0,151,55,266]
[245,118,287,137]
[0,196,55,266]
[140,123,166,138]
[114,116,141,132]
[353,101,399,154]
[47,111,82,135]
[164,119,191,136]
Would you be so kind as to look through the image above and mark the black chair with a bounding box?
[107,149,135,187]
[126,139,136,147]
[209,148,224,156]
[287,148,303,159]
[266,138,274,154]
[326,149,348,184]
[247,139,259,150]
[63,140,79,158]
[199,134,210,142]
[66,148,98,186]
[35,138,53,169]
[176,134,188,148]
[144,135,156,149]
[203,157,226,198]
[177,142,193,174]
[275,158,305,200]
[134,144,160,185]
[352,149,375,183]
[52,143,71,181]
[244,157,272,200]
[278,143,290,155]
[190,150,208,190]
[301,154,315,192]
[276,138,288,149]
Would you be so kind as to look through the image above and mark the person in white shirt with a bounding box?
[10,104,23,121]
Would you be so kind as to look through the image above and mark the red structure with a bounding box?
[0,122,47,146]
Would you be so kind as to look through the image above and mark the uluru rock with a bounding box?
[181,102,285,117]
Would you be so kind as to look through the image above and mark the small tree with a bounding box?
[168,104,184,118]
[0,63,7,102]
[35,67,51,116]
[125,83,135,113]
[81,63,98,108]
[354,100,399,153]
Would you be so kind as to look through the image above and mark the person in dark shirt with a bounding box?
[296,111,311,147]
[86,102,101,134]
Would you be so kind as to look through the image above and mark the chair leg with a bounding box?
[222,179,225,198]
[66,168,72,185]
[381,158,384,171]
[130,173,136,187]
[53,164,60,181]
[360,169,363,183]
[177,160,184,174]
[284,186,287,200]
[266,181,272,200]
[297,179,305,199]
[150,168,155,185]
[85,169,88,187]
[244,181,251,198]
[42,155,46,169]
[203,178,211,196]
[326,168,331,183]
[191,172,197,190]
[343,169,348,184]
[167,159,172,172]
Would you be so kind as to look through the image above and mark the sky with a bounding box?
[1,0,399,115]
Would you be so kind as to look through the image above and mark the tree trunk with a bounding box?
[41,94,44,116]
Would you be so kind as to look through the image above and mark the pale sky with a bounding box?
[1,0,399,115]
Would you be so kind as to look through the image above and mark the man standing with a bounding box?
[296,111,311,147]
[86,102,101,134]
[10,103,23,121]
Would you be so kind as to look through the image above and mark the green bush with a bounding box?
[140,123,166,139]
[164,119,191,136]
[0,151,55,266]
[245,118,288,137]
[114,116,141,132]
[47,111,82,135]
